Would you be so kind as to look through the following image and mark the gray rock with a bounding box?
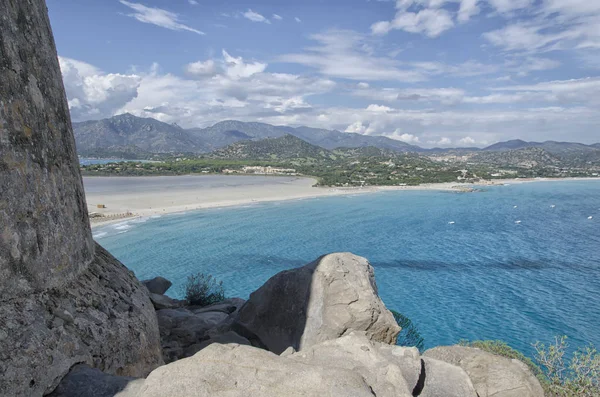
[46,364,144,397]
[138,343,394,397]
[157,308,230,362]
[142,277,173,295]
[190,297,246,315]
[420,356,478,397]
[424,345,545,397]
[290,333,416,396]
[0,2,163,396]
[0,244,164,397]
[149,293,183,310]
[234,253,400,354]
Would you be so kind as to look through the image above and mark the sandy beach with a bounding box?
[84,175,598,228]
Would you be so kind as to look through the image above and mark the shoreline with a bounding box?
[87,175,599,229]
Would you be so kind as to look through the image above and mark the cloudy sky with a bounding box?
[48,0,600,147]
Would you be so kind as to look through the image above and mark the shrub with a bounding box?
[534,336,600,397]
[182,272,225,307]
[390,309,425,351]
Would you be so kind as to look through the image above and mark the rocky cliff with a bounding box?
[0,1,162,395]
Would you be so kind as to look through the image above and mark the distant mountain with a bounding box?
[290,126,423,152]
[210,135,333,160]
[483,139,598,154]
[74,114,600,158]
[472,147,561,168]
[73,113,207,155]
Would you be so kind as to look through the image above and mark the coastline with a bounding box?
[86,175,599,229]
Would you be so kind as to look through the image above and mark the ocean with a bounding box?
[94,180,600,356]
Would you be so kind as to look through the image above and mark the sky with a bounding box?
[47,0,600,147]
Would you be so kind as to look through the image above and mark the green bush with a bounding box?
[534,336,599,397]
[182,272,225,307]
[390,310,425,351]
[460,337,600,397]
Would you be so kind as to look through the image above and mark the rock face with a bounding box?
[424,346,545,397]
[0,1,163,395]
[0,0,93,301]
[234,253,401,354]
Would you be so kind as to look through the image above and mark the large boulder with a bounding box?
[424,345,545,397]
[142,277,172,295]
[0,2,163,395]
[137,343,408,397]
[0,244,163,396]
[290,333,419,396]
[234,253,400,354]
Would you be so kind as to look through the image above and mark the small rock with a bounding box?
[149,293,183,310]
[142,277,173,295]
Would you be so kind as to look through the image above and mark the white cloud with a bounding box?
[188,0,198,5]
[119,1,205,35]
[345,121,369,134]
[273,14,283,20]
[366,104,394,112]
[457,0,479,23]
[372,8,454,37]
[488,0,533,13]
[222,50,267,79]
[357,82,370,89]
[458,136,476,145]
[185,59,218,78]
[59,56,141,121]
[243,9,270,24]
[295,17,302,23]
[391,130,421,143]
[279,30,425,82]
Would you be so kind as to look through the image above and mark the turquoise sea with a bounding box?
[94,180,600,356]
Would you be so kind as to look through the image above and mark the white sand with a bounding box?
[84,175,474,228]
[84,175,599,228]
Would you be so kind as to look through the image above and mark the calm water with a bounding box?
[95,180,600,356]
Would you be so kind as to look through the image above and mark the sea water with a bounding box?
[94,180,600,355]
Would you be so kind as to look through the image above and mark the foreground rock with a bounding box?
[234,253,401,353]
[139,337,414,397]
[0,2,162,395]
[424,346,545,397]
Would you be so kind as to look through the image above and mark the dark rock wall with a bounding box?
[0,0,94,300]
[0,2,163,395]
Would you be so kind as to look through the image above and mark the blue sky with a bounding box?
[48,0,600,147]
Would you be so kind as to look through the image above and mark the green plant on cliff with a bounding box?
[183,272,225,307]
[390,310,425,351]
[534,336,600,397]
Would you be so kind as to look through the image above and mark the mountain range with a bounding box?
[73,113,600,157]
